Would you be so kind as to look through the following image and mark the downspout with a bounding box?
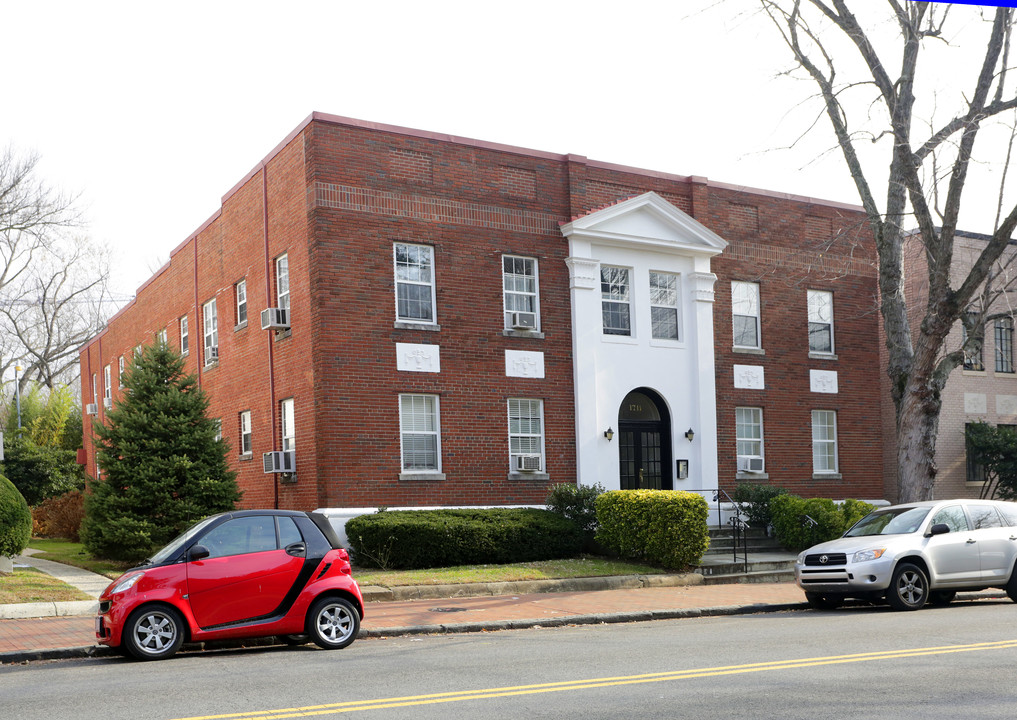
[262,161,278,509]
[194,237,200,388]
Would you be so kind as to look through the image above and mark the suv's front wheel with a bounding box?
[887,562,928,611]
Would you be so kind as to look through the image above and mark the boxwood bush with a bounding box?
[594,490,709,570]
[0,473,32,564]
[770,495,876,550]
[345,507,583,569]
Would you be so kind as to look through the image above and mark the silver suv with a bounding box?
[794,499,1017,610]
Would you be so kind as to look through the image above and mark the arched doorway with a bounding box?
[618,388,673,490]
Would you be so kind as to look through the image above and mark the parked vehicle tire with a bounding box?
[929,590,956,606]
[1006,563,1017,603]
[280,634,310,645]
[122,604,185,661]
[307,596,360,650]
[887,563,928,611]
[804,592,844,610]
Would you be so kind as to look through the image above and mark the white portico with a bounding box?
[561,192,726,495]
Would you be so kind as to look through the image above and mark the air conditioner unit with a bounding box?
[515,455,541,472]
[510,312,537,330]
[261,308,290,330]
[737,457,765,473]
[85,403,98,416]
[263,450,296,474]
[103,397,112,410]
[206,346,219,362]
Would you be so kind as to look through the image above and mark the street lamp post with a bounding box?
[14,365,22,429]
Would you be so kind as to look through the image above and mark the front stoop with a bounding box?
[695,527,797,585]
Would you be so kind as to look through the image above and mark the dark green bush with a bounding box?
[345,508,583,569]
[732,482,788,529]
[594,490,709,570]
[0,473,32,561]
[770,495,877,550]
[545,482,604,534]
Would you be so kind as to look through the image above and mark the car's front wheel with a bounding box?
[122,604,185,661]
[887,562,928,611]
[307,597,360,650]
[804,592,844,610]
[1006,563,1017,603]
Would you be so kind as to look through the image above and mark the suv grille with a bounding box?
[804,553,847,566]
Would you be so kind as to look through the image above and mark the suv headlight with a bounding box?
[852,548,886,563]
[110,572,143,594]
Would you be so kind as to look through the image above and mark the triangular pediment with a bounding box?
[560,192,727,256]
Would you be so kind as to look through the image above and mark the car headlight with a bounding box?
[797,551,807,564]
[110,572,143,594]
[852,548,886,563]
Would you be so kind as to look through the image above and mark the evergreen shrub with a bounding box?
[0,473,32,561]
[770,495,877,550]
[594,490,710,570]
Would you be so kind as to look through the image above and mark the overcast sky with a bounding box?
[2,0,1009,301]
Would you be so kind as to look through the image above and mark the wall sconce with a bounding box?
[604,427,614,441]
[685,428,695,442]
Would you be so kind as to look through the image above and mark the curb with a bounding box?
[0,601,99,620]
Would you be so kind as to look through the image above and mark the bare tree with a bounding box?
[0,147,114,391]
[759,2,1017,502]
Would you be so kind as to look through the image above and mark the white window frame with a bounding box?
[276,255,290,311]
[213,419,222,442]
[601,265,632,336]
[735,407,764,472]
[156,328,167,347]
[103,365,112,401]
[807,289,835,354]
[732,281,761,349]
[236,279,248,327]
[280,398,295,452]
[118,356,124,386]
[399,393,441,472]
[502,255,539,330]
[393,243,436,324]
[812,409,839,474]
[180,315,189,356]
[203,298,218,365]
[239,410,252,456]
[508,398,545,472]
[649,271,680,341]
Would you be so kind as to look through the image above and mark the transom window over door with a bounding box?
[394,243,435,323]
[601,266,631,336]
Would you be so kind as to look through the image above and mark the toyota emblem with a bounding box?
[819,555,829,564]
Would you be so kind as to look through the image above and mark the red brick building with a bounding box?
[79,113,887,512]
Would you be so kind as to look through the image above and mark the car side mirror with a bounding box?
[928,523,950,537]
[188,544,210,561]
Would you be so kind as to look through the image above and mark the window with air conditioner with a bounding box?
[509,398,544,473]
[503,255,539,331]
[736,407,764,474]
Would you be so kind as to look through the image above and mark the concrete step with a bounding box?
[700,568,797,585]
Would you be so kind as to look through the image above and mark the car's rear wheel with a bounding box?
[887,562,928,611]
[123,604,185,661]
[804,592,844,610]
[929,590,956,606]
[307,597,360,650]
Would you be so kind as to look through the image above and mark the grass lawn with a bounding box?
[0,567,93,604]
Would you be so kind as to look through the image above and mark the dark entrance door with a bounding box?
[618,389,672,490]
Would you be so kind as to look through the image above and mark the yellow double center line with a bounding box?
[173,639,1017,719]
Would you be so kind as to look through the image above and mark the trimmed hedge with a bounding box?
[770,495,877,550]
[595,490,709,570]
[0,473,32,560]
[345,508,583,569]
[732,482,788,529]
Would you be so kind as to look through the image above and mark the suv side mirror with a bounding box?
[188,544,210,561]
[928,523,951,537]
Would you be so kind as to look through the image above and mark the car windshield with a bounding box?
[148,514,223,565]
[844,507,931,537]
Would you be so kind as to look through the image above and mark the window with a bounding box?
[503,255,539,330]
[601,266,631,336]
[276,255,290,311]
[203,298,218,365]
[732,281,761,349]
[508,399,544,472]
[239,410,252,455]
[235,279,248,327]
[280,398,295,452]
[156,329,167,347]
[118,356,124,386]
[103,365,112,401]
[200,516,278,559]
[812,410,838,474]
[134,345,142,357]
[808,290,834,354]
[394,243,435,323]
[213,419,222,442]
[965,423,986,484]
[650,271,680,341]
[399,394,440,472]
[180,316,189,356]
[931,506,969,533]
[996,317,1014,373]
[735,407,763,472]
[963,311,984,371]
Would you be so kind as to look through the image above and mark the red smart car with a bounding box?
[95,509,364,661]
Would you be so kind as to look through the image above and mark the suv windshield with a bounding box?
[844,507,931,537]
